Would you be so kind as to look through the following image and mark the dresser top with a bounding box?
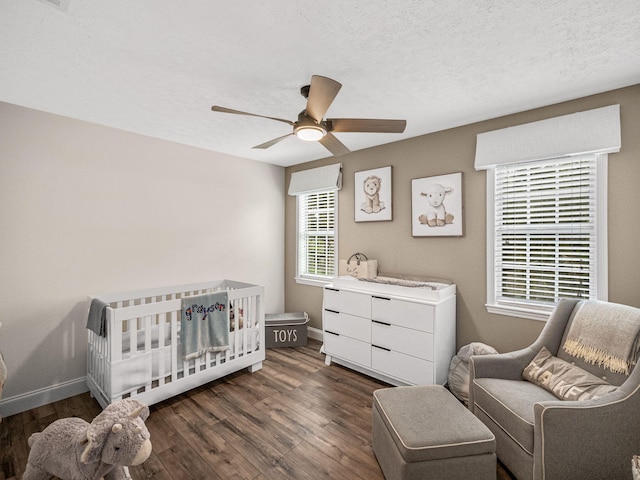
[330,275,456,302]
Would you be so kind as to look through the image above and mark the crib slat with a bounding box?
[110,309,122,361]
[144,314,152,353]
[157,308,167,384]
[170,309,178,384]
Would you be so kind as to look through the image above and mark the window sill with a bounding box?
[295,276,333,288]
[485,303,553,322]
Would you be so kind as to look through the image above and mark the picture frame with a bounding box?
[411,172,463,237]
[354,166,392,222]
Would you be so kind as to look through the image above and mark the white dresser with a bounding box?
[322,277,456,386]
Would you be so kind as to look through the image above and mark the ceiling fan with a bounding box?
[211,75,407,157]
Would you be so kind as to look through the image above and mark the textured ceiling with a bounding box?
[1,1,639,167]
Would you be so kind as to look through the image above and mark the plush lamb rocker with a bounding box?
[23,398,152,480]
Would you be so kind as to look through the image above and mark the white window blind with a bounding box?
[296,190,337,284]
[491,155,606,317]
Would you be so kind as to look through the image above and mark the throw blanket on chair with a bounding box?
[563,300,640,375]
[181,291,230,361]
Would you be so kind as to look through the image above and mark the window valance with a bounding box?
[288,163,342,196]
[474,104,621,170]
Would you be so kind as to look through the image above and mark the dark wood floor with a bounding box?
[1,339,515,479]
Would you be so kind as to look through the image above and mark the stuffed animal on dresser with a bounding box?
[23,398,152,480]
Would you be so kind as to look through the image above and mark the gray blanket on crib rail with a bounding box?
[87,298,108,337]
[181,291,229,360]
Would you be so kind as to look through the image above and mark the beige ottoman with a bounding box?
[372,385,496,480]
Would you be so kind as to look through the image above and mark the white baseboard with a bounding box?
[307,326,323,342]
[0,377,88,418]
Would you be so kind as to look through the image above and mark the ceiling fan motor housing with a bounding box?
[293,110,327,141]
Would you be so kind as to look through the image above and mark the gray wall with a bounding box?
[0,102,285,413]
[285,84,640,354]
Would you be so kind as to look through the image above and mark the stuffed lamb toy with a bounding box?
[23,398,152,480]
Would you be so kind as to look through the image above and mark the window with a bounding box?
[288,163,342,286]
[487,154,607,320]
[476,105,620,321]
[296,190,337,285]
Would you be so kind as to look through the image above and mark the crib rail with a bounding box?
[87,280,265,408]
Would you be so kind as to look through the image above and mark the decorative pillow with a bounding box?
[523,347,618,401]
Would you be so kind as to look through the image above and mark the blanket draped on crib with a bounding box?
[87,298,108,337]
[181,291,230,360]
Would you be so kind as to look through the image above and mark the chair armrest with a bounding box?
[470,347,537,381]
[533,387,640,480]
[470,299,580,383]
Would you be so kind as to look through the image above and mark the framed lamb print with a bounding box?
[355,166,392,222]
[411,172,463,237]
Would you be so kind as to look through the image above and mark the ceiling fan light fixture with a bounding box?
[295,125,326,141]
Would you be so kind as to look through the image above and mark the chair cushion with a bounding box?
[472,378,556,455]
[373,385,495,463]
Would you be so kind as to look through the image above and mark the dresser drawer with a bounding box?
[324,288,371,318]
[371,347,434,385]
[324,310,371,342]
[324,331,371,367]
[371,296,434,332]
[371,322,434,361]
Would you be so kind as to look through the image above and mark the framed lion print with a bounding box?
[355,166,392,222]
[411,172,463,236]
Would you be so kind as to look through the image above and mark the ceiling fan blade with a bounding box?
[211,106,294,126]
[319,132,351,157]
[327,118,407,133]
[252,133,293,150]
[305,75,342,123]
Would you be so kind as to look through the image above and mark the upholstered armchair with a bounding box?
[469,298,640,480]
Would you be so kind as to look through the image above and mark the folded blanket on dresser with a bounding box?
[181,291,229,360]
[563,300,640,375]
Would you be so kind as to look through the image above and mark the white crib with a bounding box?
[87,279,265,408]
